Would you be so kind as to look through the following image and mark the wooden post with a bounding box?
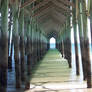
[19,10,26,82]
[8,9,13,70]
[25,21,32,89]
[78,1,87,80]
[12,0,21,88]
[72,0,80,75]
[0,0,8,91]
[79,0,92,87]
[61,40,64,58]
[74,23,80,75]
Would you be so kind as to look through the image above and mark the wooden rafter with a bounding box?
[31,0,72,13]
[20,0,37,9]
[59,0,74,7]
[32,2,53,17]
[38,16,51,25]
[53,5,71,16]
[37,13,51,22]
[31,0,50,11]
[52,0,71,12]
[52,10,66,23]
[51,16,64,26]
[33,3,67,18]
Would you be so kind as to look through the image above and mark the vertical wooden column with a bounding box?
[34,27,38,64]
[37,31,41,61]
[19,9,26,82]
[78,0,92,88]
[40,32,43,59]
[61,39,64,58]
[36,31,39,61]
[73,0,80,75]
[0,0,8,91]
[12,0,21,88]
[47,40,49,51]
[25,21,31,89]
[78,0,87,80]
[73,23,79,75]
[60,40,63,56]
[66,35,72,68]
[8,9,13,70]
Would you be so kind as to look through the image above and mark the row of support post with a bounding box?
[0,0,49,91]
[56,0,92,88]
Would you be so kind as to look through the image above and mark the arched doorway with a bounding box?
[49,37,56,49]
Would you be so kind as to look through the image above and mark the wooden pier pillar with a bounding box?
[0,0,8,91]
[84,39,92,88]
[66,37,72,68]
[8,9,13,70]
[12,0,21,88]
[79,37,87,80]
[25,36,32,90]
[74,27,79,75]
[19,10,26,82]
[47,42,49,50]
[79,0,92,87]
[61,40,64,58]
[72,0,80,76]
[63,37,71,68]
[14,35,21,88]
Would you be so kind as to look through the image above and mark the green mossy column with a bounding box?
[73,23,79,75]
[0,0,8,91]
[19,10,26,82]
[12,0,21,88]
[73,0,79,75]
[78,1,87,80]
[8,9,13,70]
[25,20,32,89]
[61,40,64,57]
[80,0,92,88]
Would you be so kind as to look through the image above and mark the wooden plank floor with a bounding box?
[7,49,92,92]
[27,49,88,92]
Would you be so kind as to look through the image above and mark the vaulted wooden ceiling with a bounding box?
[9,0,73,38]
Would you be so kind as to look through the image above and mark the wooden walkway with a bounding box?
[28,49,88,92]
[7,49,92,92]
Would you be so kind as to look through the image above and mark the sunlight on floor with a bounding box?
[27,49,88,92]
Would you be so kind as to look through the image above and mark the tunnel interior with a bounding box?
[0,0,92,92]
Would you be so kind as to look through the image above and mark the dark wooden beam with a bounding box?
[52,0,71,12]
[20,0,37,9]
[32,1,71,18]
[52,10,66,23]
[59,0,74,7]
[31,0,50,11]
[32,2,53,17]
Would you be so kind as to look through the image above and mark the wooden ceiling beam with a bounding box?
[32,1,70,18]
[51,16,64,26]
[20,0,37,9]
[31,0,50,11]
[59,0,74,7]
[32,2,53,17]
[52,11,66,23]
[28,0,74,13]
[52,0,71,12]
[53,5,71,16]
[38,16,51,25]
[37,13,51,22]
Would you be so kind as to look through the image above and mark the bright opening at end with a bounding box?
[50,37,56,49]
